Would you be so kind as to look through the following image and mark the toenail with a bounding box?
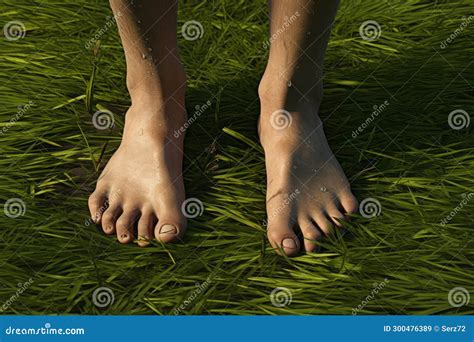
[121,234,128,239]
[282,238,296,249]
[159,224,177,235]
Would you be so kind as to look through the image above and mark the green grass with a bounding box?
[0,0,473,315]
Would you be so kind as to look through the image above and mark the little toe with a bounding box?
[267,224,300,257]
[339,193,358,217]
[101,205,122,235]
[137,212,156,247]
[88,191,107,224]
[116,209,139,244]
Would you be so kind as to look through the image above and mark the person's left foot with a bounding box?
[258,74,358,256]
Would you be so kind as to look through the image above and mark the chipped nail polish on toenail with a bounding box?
[160,224,177,235]
[282,238,296,249]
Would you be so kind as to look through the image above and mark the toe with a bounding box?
[328,208,346,228]
[299,219,322,253]
[313,213,334,236]
[267,225,300,257]
[155,220,184,243]
[137,212,156,247]
[101,206,122,235]
[88,191,107,224]
[339,193,358,216]
[116,208,139,244]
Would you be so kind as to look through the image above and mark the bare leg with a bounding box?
[259,0,358,256]
[88,0,187,246]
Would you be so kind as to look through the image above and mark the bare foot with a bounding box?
[259,78,358,256]
[88,67,187,247]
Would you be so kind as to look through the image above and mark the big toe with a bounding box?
[267,225,300,257]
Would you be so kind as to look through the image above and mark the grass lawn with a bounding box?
[0,0,473,315]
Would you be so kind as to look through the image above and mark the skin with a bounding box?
[259,0,358,255]
[88,0,358,255]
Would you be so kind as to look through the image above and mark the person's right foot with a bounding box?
[88,62,188,247]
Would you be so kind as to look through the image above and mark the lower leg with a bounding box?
[88,0,188,246]
[259,0,358,256]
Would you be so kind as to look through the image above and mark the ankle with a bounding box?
[258,65,324,109]
[127,57,187,103]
